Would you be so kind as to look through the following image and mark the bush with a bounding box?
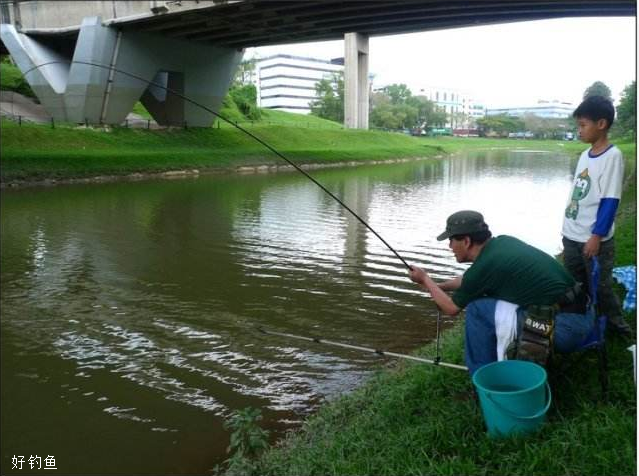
[229,84,261,120]
[218,94,247,124]
[1,55,36,98]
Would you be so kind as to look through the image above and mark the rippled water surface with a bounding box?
[1,149,573,474]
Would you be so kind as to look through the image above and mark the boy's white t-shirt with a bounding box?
[562,144,624,242]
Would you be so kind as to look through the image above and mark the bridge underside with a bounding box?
[105,1,636,49]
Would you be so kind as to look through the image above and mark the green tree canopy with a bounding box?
[407,95,447,127]
[370,85,443,130]
[233,57,257,87]
[614,81,636,138]
[310,73,344,123]
[383,83,413,105]
[476,114,525,137]
[583,81,612,100]
[522,113,574,139]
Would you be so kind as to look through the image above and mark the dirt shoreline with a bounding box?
[0,155,443,189]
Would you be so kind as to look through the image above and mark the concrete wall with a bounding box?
[1,17,243,126]
[2,1,211,30]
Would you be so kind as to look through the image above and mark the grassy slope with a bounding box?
[0,60,36,98]
[1,116,589,183]
[252,142,636,476]
[0,118,448,181]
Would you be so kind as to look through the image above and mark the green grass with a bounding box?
[131,101,152,119]
[258,333,635,476]
[615,143,637,266]
[0,118,444,182]
[248,141,637,476]
[2,116,590,184]
[256,109,342,128]
[0,59,35,98]
[255,325,635,476]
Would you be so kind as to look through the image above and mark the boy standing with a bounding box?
[562,95,632,337]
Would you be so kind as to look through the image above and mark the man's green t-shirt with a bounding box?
[452,235,575,308]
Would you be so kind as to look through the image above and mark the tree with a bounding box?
[383,83,412,105]
[370,86,443,130]
[310,73,344,123]
[407,95,446,127]
[451,110,469,130]
[614,81,636,138]
[522,113,573,139]
[476,114,524,137]
[233,57,257,87]
[370,100,416,129]
[583,81,612,100]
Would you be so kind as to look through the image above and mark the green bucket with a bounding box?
[472,360,552,438]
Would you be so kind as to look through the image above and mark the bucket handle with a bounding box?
[486,382,552,420]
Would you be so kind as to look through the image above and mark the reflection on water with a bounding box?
[0,149,572,474]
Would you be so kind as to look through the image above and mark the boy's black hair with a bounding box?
[451,229,492,245]
[573,95,615,129]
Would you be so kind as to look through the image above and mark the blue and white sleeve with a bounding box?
[592,198,620,236]
[593,150,624,236]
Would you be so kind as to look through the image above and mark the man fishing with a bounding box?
[408,210,593,375]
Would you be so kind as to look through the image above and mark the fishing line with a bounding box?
[22,60,412,270]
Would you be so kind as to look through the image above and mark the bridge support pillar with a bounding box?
[344,32,369,129]
[1,18,243,126]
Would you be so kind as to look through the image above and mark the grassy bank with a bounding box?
[246,144,637,476]
[1,115,593,184]
[0,117,438,183]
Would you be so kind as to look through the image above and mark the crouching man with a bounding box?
[409,210,593,375]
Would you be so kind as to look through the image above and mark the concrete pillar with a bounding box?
[0,17,244,126]
[105,28,243,126]
[1,23,71,121]
[66,16,118,123]
[344,32,369,129]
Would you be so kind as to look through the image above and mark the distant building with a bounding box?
[486,100,575,119]
[405,84,486,128]
[255,54,344,114]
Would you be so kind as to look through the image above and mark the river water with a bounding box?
[1,148,574,474]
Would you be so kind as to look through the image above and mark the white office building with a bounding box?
[487,100,575,118]
[406,84,486,128]
[256,54,344,114]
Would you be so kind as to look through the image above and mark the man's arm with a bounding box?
[438,276,462,292]
[409,266,461,316]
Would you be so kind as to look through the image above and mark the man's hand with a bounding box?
[408,265,461,316]
[409,266,428,285]
[583,234,602,258]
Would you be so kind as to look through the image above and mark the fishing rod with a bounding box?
[22,60,412,270]
[22,60,459,366]
[257,325,468,371]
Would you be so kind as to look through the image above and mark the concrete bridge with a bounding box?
[0,1,635,128]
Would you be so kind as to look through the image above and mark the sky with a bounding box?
[247,16,636,109]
